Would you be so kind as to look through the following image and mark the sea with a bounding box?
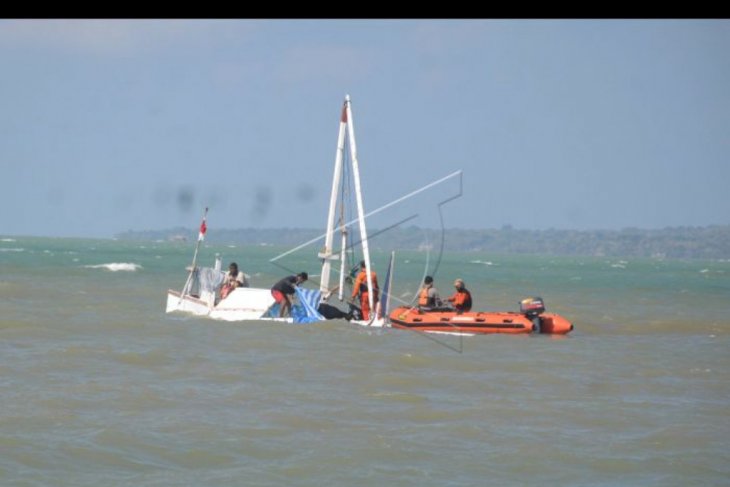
[1,236,728,486]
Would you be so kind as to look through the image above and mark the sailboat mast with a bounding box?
[179,207,208,303]
[320,100,348,294]
[344,95,375,315]
[338,223,347,301]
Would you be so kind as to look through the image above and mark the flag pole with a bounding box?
[179,207,208,302]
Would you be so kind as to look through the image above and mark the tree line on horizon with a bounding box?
[115,225,730,260]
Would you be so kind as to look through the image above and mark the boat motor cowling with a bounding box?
[520,297,545,333]
[520,297,546,318]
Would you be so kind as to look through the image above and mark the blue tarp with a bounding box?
[266,287,324,324]
[292,287,325,323]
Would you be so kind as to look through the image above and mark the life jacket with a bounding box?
[418,287,431,306]
[451,289,472,311]
[358,272,368,292]
[353,270,379,297]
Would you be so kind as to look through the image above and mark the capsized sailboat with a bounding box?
[165,209,323,323]
[165,95,396,326]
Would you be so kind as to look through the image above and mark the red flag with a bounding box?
[198,219,207,241]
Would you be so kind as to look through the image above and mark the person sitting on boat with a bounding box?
[220,262,249,299]
[351,260,379,321]
[271,272,308,318]
[418,275,443,311]
[447,278,473,313]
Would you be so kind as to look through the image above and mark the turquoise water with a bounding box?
[1,237,729,486]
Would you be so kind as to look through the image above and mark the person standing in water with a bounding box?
[351,260,379,320]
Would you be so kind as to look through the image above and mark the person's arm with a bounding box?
[352,273,363,299]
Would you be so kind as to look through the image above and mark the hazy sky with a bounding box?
[2,19,728,238]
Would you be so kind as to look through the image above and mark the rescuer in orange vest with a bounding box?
[417,275,442,310]
[447,278,473,313]
[351,260,379,320]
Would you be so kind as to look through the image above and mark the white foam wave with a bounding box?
[84,263,142,272]
[0,248,24,252]
[1,238,16,242]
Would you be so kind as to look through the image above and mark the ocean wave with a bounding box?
[84,263,142,272]
[1,238,16,242]
[0,248,24,252]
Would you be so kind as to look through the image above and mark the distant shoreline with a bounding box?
[114,225,730,260]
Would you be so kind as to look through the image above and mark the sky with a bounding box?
[1,19,729,238]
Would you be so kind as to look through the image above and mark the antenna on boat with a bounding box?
[179,206,208,304]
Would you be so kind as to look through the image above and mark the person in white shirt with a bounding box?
[220,262,248,299]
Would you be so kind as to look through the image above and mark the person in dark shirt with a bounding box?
[271,272,308,317]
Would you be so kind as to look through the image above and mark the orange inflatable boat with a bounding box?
[388,297,574,335]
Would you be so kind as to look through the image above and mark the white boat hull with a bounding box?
[351,318,387,328]
[166,290,210,316]
[167,289,390,328]
[166,288,293,323]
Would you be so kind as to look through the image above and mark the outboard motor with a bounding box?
[520,297,546,333]
[318,302,350,320]
[348,302,363,321]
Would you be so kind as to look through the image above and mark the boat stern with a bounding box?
[166,290,211,316]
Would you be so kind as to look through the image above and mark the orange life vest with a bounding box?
[449,289,473,311]
[352,270,379,299]
[418,287,431,306]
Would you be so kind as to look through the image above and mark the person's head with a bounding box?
[424,275,433,286]
[229,262,238,273]
[454,278,464,290]
[297,272,308,283]
[359,260,366,269]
